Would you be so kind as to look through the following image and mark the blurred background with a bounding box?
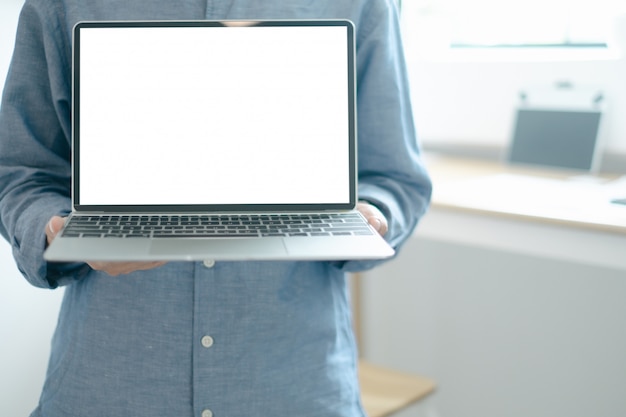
[2,1,626,416]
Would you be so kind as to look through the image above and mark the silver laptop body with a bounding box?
[44,20,395,262]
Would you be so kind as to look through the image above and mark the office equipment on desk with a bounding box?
[612,198,626,206]
[507,82,604,172]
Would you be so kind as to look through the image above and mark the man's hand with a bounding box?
[356,201,388,236]
[46,216,167,276]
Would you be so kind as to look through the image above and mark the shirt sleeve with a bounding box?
[0,2,87,288]
[338,0,432,272]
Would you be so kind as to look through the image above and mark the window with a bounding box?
[401,0,624,49]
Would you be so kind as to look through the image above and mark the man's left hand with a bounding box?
[356,201,388,236]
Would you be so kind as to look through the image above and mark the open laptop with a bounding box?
[508,107,603,172]
[44,20,395,262]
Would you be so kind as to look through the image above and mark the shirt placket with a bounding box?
[193,259,218,417]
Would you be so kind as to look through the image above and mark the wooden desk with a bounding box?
[420,154,626,271]
[426,153,626,233]
[359,360,436,417]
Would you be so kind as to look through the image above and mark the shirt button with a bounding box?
[201,409,213,417]
[203,259,216,268]
[201,335,214,348]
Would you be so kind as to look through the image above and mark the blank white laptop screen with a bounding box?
[76,23,351,207]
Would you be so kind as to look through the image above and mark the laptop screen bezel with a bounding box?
[71,19,357,213]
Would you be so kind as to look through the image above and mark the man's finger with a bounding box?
[368,215,388,235]
[45,216,66,245]
[356,201,388,236]
[87,261,167,277]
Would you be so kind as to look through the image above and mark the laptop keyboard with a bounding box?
[61,213,374,238]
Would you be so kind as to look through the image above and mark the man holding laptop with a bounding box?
[0,1,431,416]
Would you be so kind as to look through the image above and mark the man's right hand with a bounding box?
[46,216,167,276]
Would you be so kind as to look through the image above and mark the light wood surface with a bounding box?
[424,153,626,235]
[359,360,436,417]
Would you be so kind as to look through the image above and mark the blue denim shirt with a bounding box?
[0,1,432,416]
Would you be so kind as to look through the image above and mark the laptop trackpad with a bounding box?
[149,238,287,260]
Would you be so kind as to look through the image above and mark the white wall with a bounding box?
[402,15,626,156]
[410,57,626,150]
[0,2,64,416]
[0,1,23,84]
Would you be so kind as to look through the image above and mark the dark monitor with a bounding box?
[508,108,602,171]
